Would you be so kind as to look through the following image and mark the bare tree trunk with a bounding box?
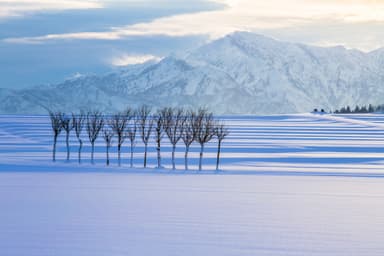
[184,145,190,170]
[86,111,104,166]
[66,132,70,161]
[118,145,121,167]
[172,144,176,170]
[199,144,204,171]
[144,143,148,168]
[91,143,95,164]
[130,144,134,168]
[156,141,161,168]
[106,146,110,166]
[49,111,63,163]
[78,140,83,164]
[216,140,221,171]
[52,135,57,162]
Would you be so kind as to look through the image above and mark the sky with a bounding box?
[1,0,384,89]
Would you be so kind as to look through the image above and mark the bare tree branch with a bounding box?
[195,109,215,171]
[154,108,168,168]
[165,108,186,170]
[181,110,197,170]
[48,111,64,162]
[214,122,229,171]
[72,112,85,164]
[103,125,114,166]
[138,105,154,168]
[126,111,138,168]
[61,114,74,161]
[86,111,104,164]
[109,108,132,166]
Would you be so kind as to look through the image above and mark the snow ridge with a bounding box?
[1,31,384,114]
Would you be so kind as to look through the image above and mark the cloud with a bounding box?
[0,0,103,19]
[67,72,86,80]
[3,0,384,50]
[110,54,162,66]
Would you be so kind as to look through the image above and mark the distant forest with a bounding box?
[333,104,384,114]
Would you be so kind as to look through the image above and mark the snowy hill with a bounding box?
[1,31,384,114]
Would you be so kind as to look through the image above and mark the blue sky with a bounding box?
[1,0,384,89]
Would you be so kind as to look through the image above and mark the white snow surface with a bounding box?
[2,113,384,174]
[1,114,384,255]
[1,173,384,256]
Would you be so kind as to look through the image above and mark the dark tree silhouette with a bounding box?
[72,112,85,164]
[346,106,351,113]
[103,126,114,166]
[195,109,215,171]
[86,111,104,164]
[181,110,197,170]
[138,105,154,168]
[165,108,186,170]
[48,111,64,162]
[154,108,168,168]
[126,113,138,168]
[61,115,74,161]
[48,106,230,171]
[109,109,132,166]
[335,103,378,114]
[214,122,229,171]
[368,104,374,113]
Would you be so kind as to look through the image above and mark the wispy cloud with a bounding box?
[110,54,162,66]
[3,0,384,50]
[0,0,103,19]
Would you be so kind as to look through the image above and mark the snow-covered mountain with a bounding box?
[2,31,384,114]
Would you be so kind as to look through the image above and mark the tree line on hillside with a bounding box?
[333,104,384,114]
[48,106,229,171]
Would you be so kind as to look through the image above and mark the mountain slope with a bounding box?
[1,31,384,114]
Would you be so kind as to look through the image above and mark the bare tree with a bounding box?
[214,122,229,171]
[181,110,197,170]
[195,109,215,171]
[86,111,104,164]
[61,114,74,161]
[103,126,114,166]
[165,108,186,170]
[48,111,64,162]
[109,109,132,166]
[72,112,85,164]
[138,105,154,168]
[153,108,168,168]
[126,112,138,168]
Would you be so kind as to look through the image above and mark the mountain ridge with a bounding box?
[1,31,384,114]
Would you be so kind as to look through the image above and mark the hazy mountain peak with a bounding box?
[227,31,276,41]
[1,32,384,115]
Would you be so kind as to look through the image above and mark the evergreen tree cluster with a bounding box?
[333,104,381,114]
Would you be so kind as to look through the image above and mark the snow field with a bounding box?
[1,114,384,255]
[1,114,384,175]
[0,173,384,255]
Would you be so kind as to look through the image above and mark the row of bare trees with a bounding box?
[48,106,229,171]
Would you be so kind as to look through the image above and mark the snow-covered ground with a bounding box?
[1,173,384,256]
[1,113,384,175]
[1,114,384,255]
